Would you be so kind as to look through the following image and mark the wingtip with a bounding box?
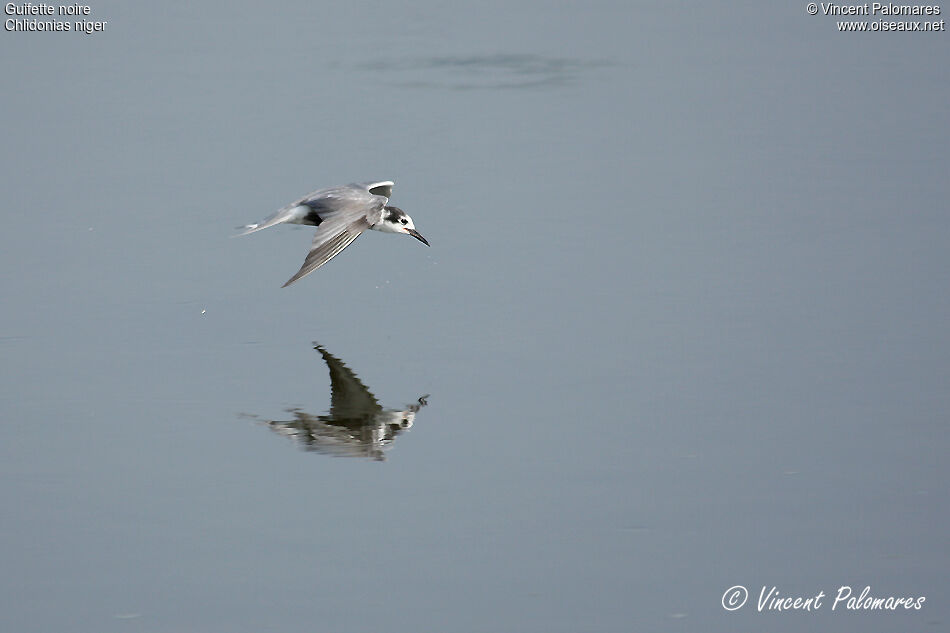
[281,273,304,288]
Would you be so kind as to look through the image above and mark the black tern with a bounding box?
[255,343,429,460]
[237,180,429,287]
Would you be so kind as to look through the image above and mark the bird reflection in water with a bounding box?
[251,343,428,461]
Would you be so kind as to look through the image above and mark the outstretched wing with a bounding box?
[280,184,390,287]
[358,180,393,199]
[236,181,392,236]
[296,182,392,215]
[282,212,372,287]
[314,344,381,418]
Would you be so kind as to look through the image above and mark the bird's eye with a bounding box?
[400,218,408,224]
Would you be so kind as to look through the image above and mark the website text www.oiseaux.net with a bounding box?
[809,3,946,31]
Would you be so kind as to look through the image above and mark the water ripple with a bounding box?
[356,53,614,90]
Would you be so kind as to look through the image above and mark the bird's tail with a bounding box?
[232,222,266,237]
[232,205,307,238]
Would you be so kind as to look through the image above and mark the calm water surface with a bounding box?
[1,2,947,632]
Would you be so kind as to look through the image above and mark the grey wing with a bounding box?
[314,344,381,418]
[356,180,394,199]
[236,181,390,236]
[281,212,372,287]
[297,182,391,216]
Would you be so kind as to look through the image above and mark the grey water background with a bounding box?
[1,2,948,631]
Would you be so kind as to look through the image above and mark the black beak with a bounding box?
[407,228,429,246]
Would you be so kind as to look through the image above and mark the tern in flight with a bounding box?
[237,180,428,287]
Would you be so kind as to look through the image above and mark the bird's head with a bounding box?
[379,206,429,246]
